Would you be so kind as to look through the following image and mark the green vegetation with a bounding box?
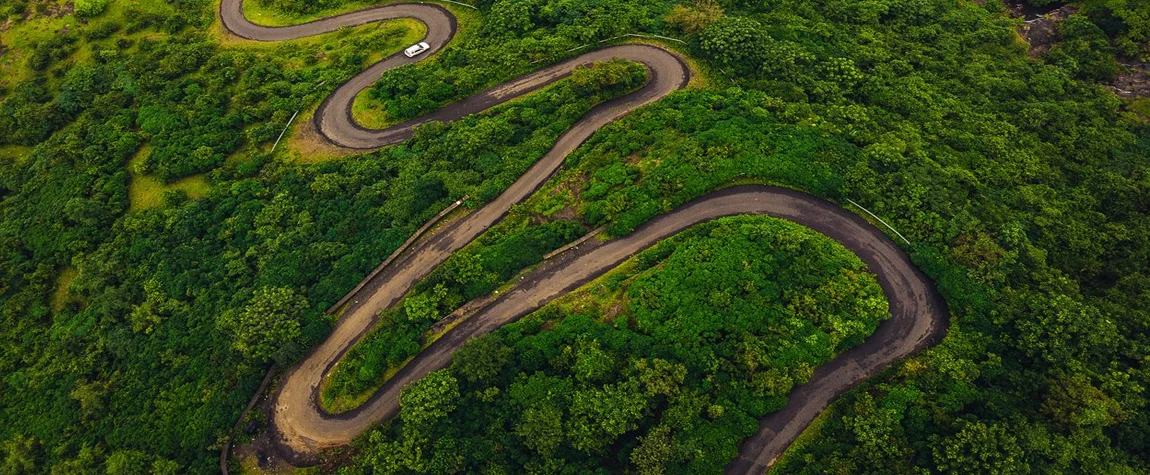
[127,147,211,211]
[217,286,309,362]
[243,0,382,26]
[525,0,1150,473]
[348,216,888,474]
[1026,0,1150,61]
[251,0,378,20]
[361,0,680,122]
[342,0,1147,471]
[74,0,108,18]
[321,216,587,412]
[0,0,1147,472]
[0,0,651,468]
[51,266,77,312]
[322,58,649,412]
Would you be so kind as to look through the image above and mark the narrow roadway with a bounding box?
[219,1,948,473]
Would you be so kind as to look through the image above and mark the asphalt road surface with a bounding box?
[218,1,948,473]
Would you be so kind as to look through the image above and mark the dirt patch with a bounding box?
[231,376,295,474]
[22,1,73,21]
[550,204,579,221]
[231,369,360,473]
[601,298,631,321]
[48,2,73,18]
[548,171,590,221]
[284,110,367,163]
[56,3,73,17]
[563,172,589,197]
[1017,5,1079,58]
[233,437,293,474]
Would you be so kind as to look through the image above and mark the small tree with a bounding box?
[399,371,460,437]
[217,287,307,363]
[515,405,564,456]
[932,421,1028,475]
[698,16,766,75]
[74,0,109,18]
[451,334,511,383]
[630,426,674,475]
[665,0,723,35]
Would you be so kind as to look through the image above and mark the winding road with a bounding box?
[219,1,949,473]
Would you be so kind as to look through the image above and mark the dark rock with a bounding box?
[1018,5,1079,58]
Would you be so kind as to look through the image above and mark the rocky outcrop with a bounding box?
[1110,61,1150,98]
[1017,5,1079,58]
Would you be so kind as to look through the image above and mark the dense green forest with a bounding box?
[336,0,1150,472]
[0,0,650,470]
[321,59,648,411]
[0,0,1147,473]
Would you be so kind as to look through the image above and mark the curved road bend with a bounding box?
[345,185,949,475]
[221,1,683,149]
[219,1,948,473]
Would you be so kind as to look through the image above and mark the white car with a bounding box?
[404,42,431,58]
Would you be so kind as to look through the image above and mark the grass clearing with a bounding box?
[351,90,397,130]
[0,145,34,163]
[52,267,78,312]
[1,0,176,92]
[0,6,75,91]
[282,109,369,163]
[241,0,395,27]
[128,147,211,212]
[320,355,413,414]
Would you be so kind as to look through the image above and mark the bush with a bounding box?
[74,0,110,18]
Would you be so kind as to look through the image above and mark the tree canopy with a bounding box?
[0,0,1146,472]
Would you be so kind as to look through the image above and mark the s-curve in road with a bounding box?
[220,0,685,149]
[342,185,949,475]
[220,0,691,463]
[219,1,948,473]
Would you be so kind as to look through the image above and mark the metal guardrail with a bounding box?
[219,365,277,475]
[601,33,687,44]
[846,198,911,245]
[270,110,299,152]
[326,196,471,314]
[541,33,688,63]
[542,225,605,260]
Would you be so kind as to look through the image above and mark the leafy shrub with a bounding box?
[74,0,109,18]
[217,287,308,363]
